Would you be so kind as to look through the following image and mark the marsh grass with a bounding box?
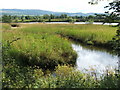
[2,24,77,69]
[3,24,117,69]
[2,23,11,30]
[57,24,117,47]
[2,23,119,88]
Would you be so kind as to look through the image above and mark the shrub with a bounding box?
[10,23,20,27]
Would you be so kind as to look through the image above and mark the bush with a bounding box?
[99,70,120,88]
[10,24,20,27]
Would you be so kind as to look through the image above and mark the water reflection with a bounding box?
[20,22,119,25]
[72,44,118,74]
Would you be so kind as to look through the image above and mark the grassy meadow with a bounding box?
[57,24,117,47]
[2,23,119,88]
[2,23,77,69]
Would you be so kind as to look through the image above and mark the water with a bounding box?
[46,22,119,25]
[72,44,118,74]
[20,22,119,25]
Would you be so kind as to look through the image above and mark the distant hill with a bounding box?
[1,9,99,16]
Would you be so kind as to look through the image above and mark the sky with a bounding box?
[1,0,112,13]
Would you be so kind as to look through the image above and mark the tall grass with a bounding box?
[2,23,11,30]
[3,24,117,68]
[2,23,119,88]
[2,24,77,69]
[57,24,117,47]
[3,64,119,88]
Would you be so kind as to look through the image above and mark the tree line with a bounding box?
[1,13,120,23]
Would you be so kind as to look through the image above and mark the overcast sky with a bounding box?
[1,0,112,13]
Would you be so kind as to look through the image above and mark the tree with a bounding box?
[90,0,120,74]
[43,14,50,19]
[25,16,31,20]
[107,0,120,73]
[50,14,55,19]
[105,0,120,15]
[103,13,117,25]
[2,15,12,23]
[67,17,76,23]
[89,0,120,23]
[104,0,120,25]
[21,15,25,22]
[60,14,68,19]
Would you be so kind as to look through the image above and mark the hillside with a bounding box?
[1,9,97,16]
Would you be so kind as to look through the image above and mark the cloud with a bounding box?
[1,0,111,13]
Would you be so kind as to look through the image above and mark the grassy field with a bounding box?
[56,24,117,47]
[2,23,77,69]
[2,23,119,88]
[3,24,117,67]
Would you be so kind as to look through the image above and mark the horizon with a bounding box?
[1,0,112,13]
[1,8,104,14]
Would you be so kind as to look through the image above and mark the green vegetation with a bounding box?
[2,23,11,30]
[2,0,120,88]
[89,0,120,56]
[3,24,77,69]
[1,14,120,23]
[2,23,119,88]
[2,15,12,23]
[3,63,120,88]
[111,28,120,56]
[57,24,117,48]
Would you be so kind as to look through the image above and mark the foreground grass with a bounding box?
[3,63,120,88]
